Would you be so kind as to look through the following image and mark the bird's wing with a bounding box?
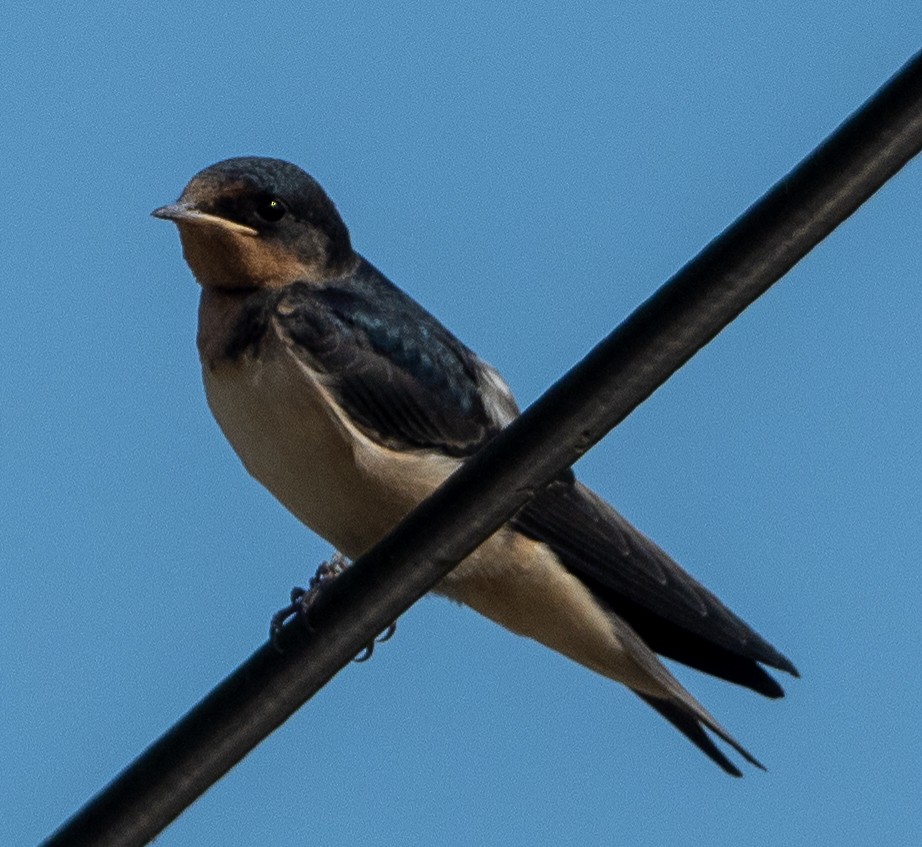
[272,262,518,457]
[274,263,795,699]
[510,475,798,696]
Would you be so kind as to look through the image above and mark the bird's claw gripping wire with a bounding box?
[270,553,397,662]
[270,555,349,646]
[352,620,398,662]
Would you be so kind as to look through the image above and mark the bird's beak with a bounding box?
[151,203,259,237]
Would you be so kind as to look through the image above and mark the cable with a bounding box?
[42,49,922,847]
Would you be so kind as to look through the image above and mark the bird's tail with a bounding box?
[611,608,765,776]
[634,691,764,777]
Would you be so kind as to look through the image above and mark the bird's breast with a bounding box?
[198,313,643,689]
[195,292,640,688]
[200,328,459,559]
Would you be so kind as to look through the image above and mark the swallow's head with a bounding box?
[153,157,354,289]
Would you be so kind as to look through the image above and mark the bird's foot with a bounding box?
[270,553,350,647]
[353,619,398,663]
[269,553,397,662]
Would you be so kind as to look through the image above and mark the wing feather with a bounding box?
[273,261,510,456]
[268,259,795,697]
[511,476,798,696]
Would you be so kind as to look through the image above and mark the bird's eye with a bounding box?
[255,197,287,223]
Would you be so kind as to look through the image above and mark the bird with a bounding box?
[153,156,797,776]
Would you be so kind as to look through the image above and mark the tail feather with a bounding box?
[608,606,766,775]
[636,692,765,777]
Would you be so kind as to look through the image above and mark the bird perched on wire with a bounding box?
[153,156,797,776]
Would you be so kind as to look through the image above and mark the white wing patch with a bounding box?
[473,357,520,429]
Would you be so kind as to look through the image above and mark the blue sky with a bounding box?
[3,4,921,846]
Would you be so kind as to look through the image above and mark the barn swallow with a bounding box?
[153,156,797,776]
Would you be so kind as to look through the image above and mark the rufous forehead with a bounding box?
[180,176,252,210]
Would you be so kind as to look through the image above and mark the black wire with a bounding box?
[43,50,922,847]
